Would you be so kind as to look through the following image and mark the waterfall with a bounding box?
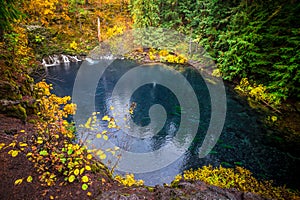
[103,54,114,60]
[96,55,115,60]
[49,55,54,63]
[85,57,99,64]
[41,54,83,67]
[41,54,119,67]
[42,55,59,67]
[61,55,70,63]
[69,56,81,62]
[42,59,47,66]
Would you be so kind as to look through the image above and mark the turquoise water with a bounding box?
[36,60,299,189]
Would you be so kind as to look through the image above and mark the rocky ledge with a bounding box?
[97,181,267,200]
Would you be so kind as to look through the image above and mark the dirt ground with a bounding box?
[0,114,109,200]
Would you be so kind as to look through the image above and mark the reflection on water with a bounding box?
[37,60,300,189]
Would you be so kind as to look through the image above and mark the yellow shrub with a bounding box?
[115,174,144,187]
[235,78,280,106]
[106,25,125,39]
[24,0,59,25]
[176,165,299,200]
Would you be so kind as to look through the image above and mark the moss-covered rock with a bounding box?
[5,104,27,122]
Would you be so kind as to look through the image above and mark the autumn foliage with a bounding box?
[172,165,299,200]
[20,0,132,55]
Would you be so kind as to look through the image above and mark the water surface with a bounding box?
[37,60,300,188]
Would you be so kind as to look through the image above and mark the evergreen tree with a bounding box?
[0,0,22,39]
[130,0,300,102]
[130,0,160,28]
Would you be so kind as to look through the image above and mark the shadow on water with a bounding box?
[36,59,300,189]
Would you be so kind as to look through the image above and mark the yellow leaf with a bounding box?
[68,175,76,183]
[102,115,110,121]
[26,176,33,183]
[110,106,114,110]
[82,183,88,190]
[14,178,23,185]
[87,192,92,196]
[0,143,5,150]
[9,142,16,147]
[271,116,277,122]
[80,168,85,175]
[11,150,19,157]
[102,130,107,134]
[70,41,78,50]
[67,132,74,138]
[85,165,91,171]
[74,169,79,176]
[87,154,92,160]
[99,153,106,160]
[19,142,27,147]
[37,137,43,144]
[103,135,108,141]
[20,130,25,133]
[84,117,92,129]
[50,195,54,200]
[81,175,89,183]
[96,134,101,138]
